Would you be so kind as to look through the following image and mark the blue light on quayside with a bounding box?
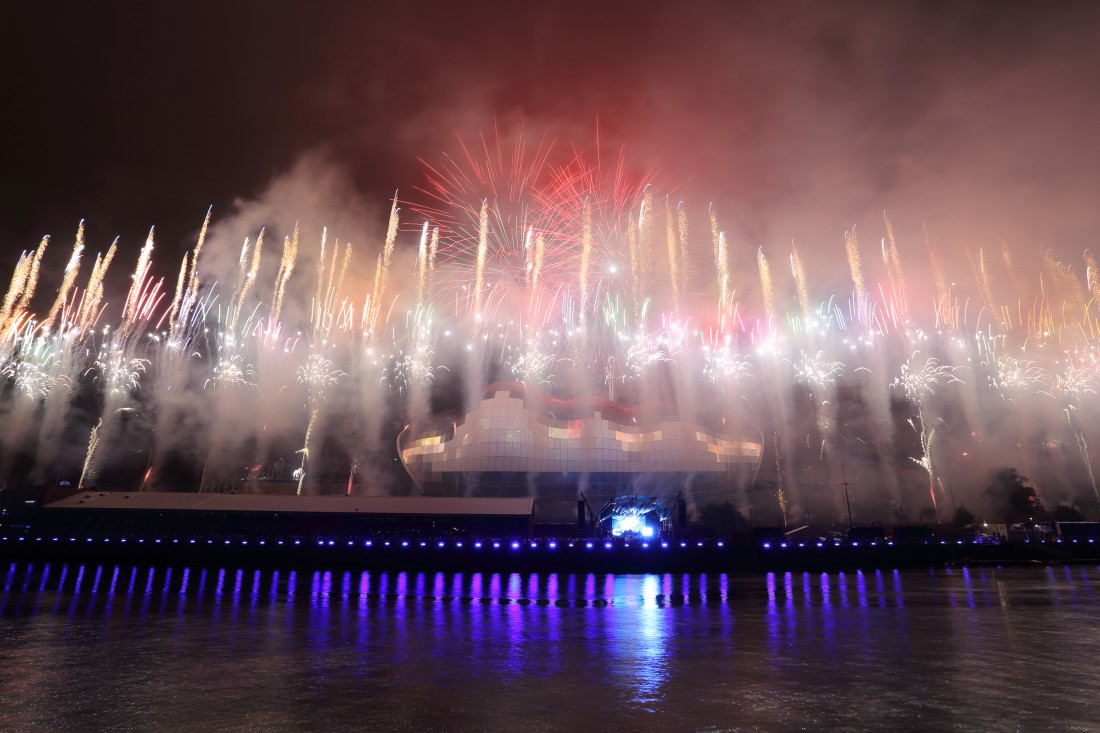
[511,542,520,550]
[456,542,463,548]
[474,542,482,548]
[401,541,409,547]
[586,542,594,549]
[604,542,612,549]
[763,542,771,549]
[365,541,372,546]
[549,542,557,549]
[493,542,501,549]
[438,541,445,548]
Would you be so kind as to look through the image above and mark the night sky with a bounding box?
[6,1,1100,272]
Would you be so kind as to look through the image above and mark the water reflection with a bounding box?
[1,564,1099,725]
[13,562,1095,616]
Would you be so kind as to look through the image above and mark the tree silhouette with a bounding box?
[952,504,978,526]
[984,467,1046,524]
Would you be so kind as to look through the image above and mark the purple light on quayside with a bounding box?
[763,542,771,549]
[511,542,520,549]
[604,542,612,549]
[586,542,594,549]
[475,542,483,548]
[493,542,501,549]
[438,541,445,548]
[401,541,409,547]
[456,541,463,547]
[549,541,556,549]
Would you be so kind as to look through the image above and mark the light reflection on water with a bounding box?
[1,562,1099,731]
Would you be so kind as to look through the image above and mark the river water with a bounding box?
[0,562,1097,732]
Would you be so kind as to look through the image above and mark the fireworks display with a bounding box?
[1,138,1099,523]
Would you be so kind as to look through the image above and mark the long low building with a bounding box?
[39,491,535,538]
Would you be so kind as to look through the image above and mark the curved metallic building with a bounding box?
[398,382,763,521]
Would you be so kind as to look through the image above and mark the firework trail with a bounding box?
[579,199,593,327]
[473,199,489,317]
[665,199,681,315]
[271,224,299,324]
[882,212,907,319]
[42,223,84,331]
[757,247,775,322]
[416,222,430,304]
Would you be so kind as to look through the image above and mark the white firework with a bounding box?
[297,353,346,398]
[205,354,257,390]
[789,351,845,392]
